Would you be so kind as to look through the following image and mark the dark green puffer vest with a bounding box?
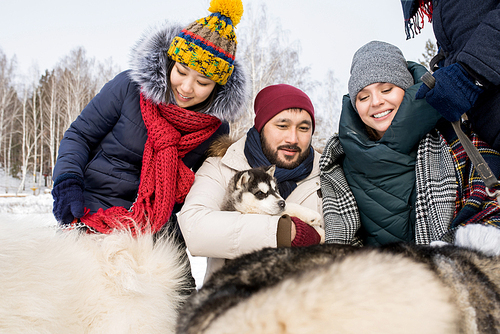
[339,62,442,246]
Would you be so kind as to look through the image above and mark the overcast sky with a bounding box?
[1,0,435,93]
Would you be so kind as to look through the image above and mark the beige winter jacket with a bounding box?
[178,135,323,282]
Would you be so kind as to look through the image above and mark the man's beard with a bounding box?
[261,136,310,169]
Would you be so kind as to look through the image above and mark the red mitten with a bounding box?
[291,217,321,247]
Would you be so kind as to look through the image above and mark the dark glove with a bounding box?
[291,217,321,247]
[416,63,483,122]
[52,177,85,225]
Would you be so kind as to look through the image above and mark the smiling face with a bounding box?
[260,109,313,169]
[355,83,405,140]
[169,62,216,109]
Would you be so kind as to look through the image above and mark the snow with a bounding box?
[0,171,207,289]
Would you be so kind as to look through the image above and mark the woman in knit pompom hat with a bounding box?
[52,0,248,246]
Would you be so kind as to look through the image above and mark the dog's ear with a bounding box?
[235,171,251,190]
[265,165,276,177]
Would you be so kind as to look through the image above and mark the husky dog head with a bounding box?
[221,166,285,215]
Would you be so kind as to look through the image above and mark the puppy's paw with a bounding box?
[283,203,323,228]
[306,211,323,228]
[297,208,323,228]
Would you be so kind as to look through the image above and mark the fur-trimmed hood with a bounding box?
[128,22,249,123]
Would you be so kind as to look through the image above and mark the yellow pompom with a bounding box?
[208,0,244,26]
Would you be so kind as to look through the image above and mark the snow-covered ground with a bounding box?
[0,171,207,288]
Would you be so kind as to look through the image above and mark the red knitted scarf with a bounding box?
[79,93,221,234]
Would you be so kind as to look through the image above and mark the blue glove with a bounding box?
[416,63,483,122]
[52,177,85,225]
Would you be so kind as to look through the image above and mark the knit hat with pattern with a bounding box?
[167,0,243,86]
[348,41,414,111]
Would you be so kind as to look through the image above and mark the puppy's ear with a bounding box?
[235,171,250,190]
[265,165,276,177]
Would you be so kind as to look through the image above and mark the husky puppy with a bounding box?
[0,221,191,333]
[177,243,500,334]
[221,166,325,242]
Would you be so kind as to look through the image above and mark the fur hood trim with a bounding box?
[207,134,238,157]
[128,22,249,123]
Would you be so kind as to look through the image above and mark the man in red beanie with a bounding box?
[179,84,323,282]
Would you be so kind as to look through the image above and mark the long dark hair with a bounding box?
[166,61,220,113]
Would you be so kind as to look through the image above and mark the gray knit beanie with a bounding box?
[348,41,414,111]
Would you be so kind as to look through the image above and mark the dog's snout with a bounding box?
[278,200,286,209]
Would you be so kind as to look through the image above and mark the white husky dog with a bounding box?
[0,221,190,333]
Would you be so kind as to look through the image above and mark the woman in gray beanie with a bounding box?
[347,41,414,140]
[320,41,500,255]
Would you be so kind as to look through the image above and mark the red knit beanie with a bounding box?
[254,84,315,133]
[291,216,321,247]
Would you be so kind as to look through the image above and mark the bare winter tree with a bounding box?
[38,84,44,189]
[32,85,38,186]
[313,69,341,151]
[56,47,98,132]
[0,50,20,193]
[234,3,317,138]
[0,50,18,173]
[95,57,121,91]
[418,39,438,70]
[17,84,36,194]
[39,70,59,186]
[5,99,15,193]
[17,67,46,194]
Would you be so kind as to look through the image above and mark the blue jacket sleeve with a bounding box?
[53,71,135,181]
[457,3,500,86]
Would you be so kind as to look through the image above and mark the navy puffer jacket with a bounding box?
[53,22,248,215]
[432,0,500,86]
[432,0,500,150]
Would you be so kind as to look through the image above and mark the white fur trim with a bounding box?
[455,224,500,256]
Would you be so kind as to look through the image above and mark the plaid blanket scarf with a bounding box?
[321,123,500,245]
[319,135,361,245]
[440,123,500,240]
